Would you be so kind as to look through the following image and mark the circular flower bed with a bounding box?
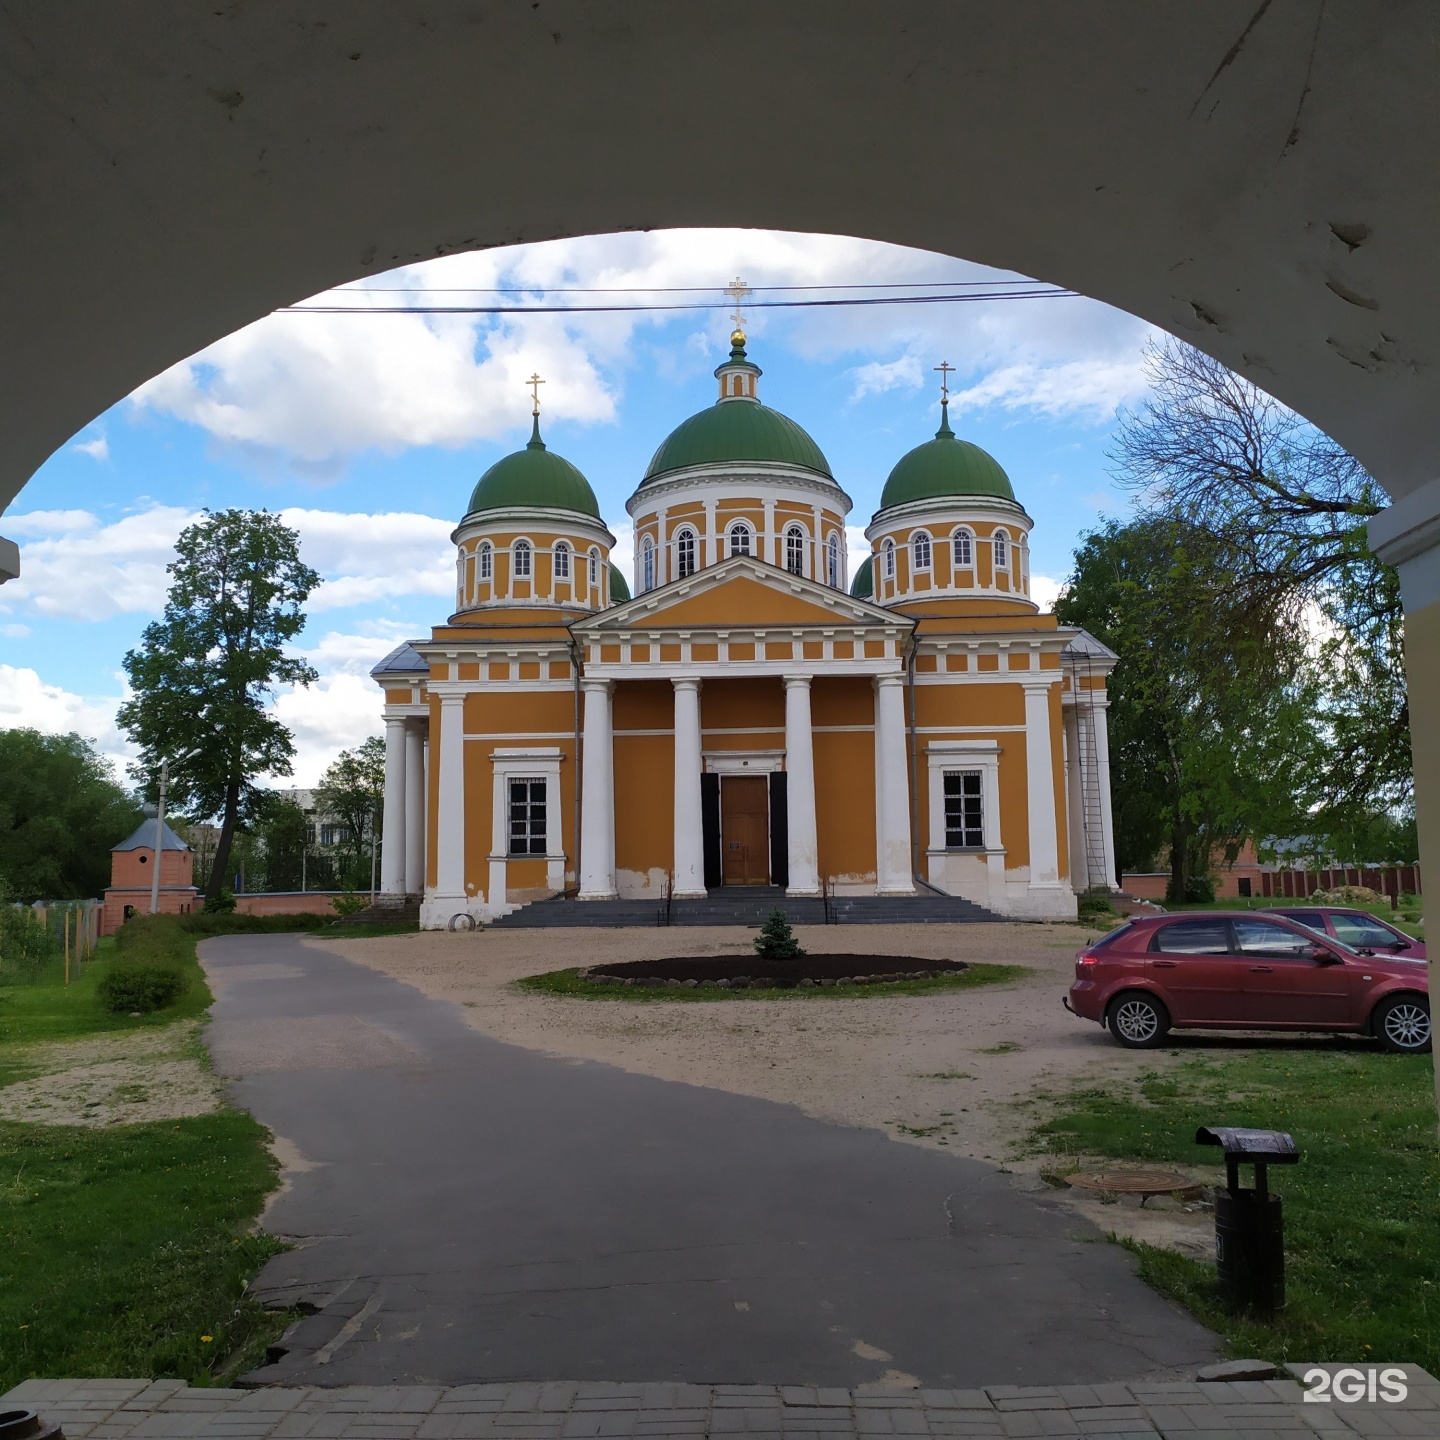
[578,955,969,990]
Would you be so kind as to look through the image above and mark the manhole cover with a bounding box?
[1065,1167,1204,1203]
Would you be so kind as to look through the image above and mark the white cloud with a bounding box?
[1031,574,1062,613]
[0,665,134,773]
[72,435,109,462]
[848,356,923,402]
[268,672,387,788]
[1,623,31,638]
[609,520,634,593]
[280,508,454,613]
[948,359,1149,423]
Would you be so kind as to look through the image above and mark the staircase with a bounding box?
[488,885,997,929]
[337,896,422,925]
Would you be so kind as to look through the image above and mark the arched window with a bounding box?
[479,542,493,581]
[588,547,599,586]
[952,530,972,569]
[912,531,932,571]
[553,541,570,580]
[641,536,655,591]
[675,527,697,579]
[513,539,532,578]
[992,530,1008,569]
[729,522,752,557]
[785,524,805,576]
[827,532,840,587]
[883,537,896,579]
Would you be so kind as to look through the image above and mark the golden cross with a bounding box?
[934,361,954,402]
[527,372,545,416]
[724,276,753,331]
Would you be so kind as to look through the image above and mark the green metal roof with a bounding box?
[609,565,631,604]
[465,418,600,519]
[642,401,834,483]
[878,402,1015,511]
[850,554,874,600]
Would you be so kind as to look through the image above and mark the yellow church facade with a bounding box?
[373,334,1118,929]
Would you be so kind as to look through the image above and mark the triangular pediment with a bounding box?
[572,555,911,633]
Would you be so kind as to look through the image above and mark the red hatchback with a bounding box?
[1260,906,1426,961]
[1066,911,1431,1053]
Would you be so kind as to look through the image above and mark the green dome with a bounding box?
[609,565,631,604]
[879,403,1015,510]
[850,554,873,600]
[643,402,834,483]
[465,418,600,519]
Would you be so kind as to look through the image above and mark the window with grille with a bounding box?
[554,541,570,579]
[479,543,492,580]
[513,539,532,578]
[943,771,984,848]
[785,526,805,575]
[508,778,547,856]
[827,533,840,587]
[729,523,752,556]
[953,531,972,568]
[992,531,1008,569]
[675,528,697,578]
[641,537,655,591]
[883,539,895,578]
[913,532,931,570]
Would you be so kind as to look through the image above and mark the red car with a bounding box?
[1260,906,1426,961]
[1066,911,1431,1053]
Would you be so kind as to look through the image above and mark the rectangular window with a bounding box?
[943,771,984,848]
[320,824,337,847]
[508,777,547,856]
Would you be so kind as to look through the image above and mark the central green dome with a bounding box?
[465,418,600,519]
[879,403,1015,511]
[643,402,834,483]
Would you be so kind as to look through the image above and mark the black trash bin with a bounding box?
[1195,1125,1299,1315]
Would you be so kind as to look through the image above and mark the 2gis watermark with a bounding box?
[1302,1366,1410,1404]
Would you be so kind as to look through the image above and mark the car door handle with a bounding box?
[1152,960,1178,968]
[1249,965,1273,973]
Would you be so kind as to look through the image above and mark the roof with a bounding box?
[850,553,874,599]
[641,401,834,484]
[114,818,191,853]
[370,641,427,678]
[464,417,600,520]
[878,402,1016,511]
[1062,628,1119,663]
[609,565,631,603]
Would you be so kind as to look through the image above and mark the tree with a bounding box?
[312,736,385,885]
[251,793,309,893]
[1057,518,1320,901]
[0,729,143,901]
[118,509,319,901]
[1111,337,1410,836]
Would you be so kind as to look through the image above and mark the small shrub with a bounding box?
[178,910,334,935]
[331,890,369,919]
[754,909,804,960]
[202,889,237,914]
[1167,874,1215,904]
[1077,893,1115,919]
[97,960,187,1014]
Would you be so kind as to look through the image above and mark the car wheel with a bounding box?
[1106,992,1171,1049]
[1373,995,1432,1054]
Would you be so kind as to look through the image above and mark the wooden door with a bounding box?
[721,776,770,885]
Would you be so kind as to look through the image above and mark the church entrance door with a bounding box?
[720,775,770,886]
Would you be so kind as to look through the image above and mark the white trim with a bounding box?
[488,747,567,906]
[924,740,1006,912]
[703,750,783,773]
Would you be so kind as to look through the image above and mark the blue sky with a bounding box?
[0,229,1148,788]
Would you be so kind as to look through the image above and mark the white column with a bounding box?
[1091,701,1118,890]
[672,678,707,897]
[404,720,426,895]
[762,498,776,565]
[1023,680,1061,887]
[1063,709,1089,893]
[784,676,820,895]
[578,680,617,899]
[380,716,407,894]
[433,693,467,903]
[656,507,669,586]
[704,499,718,565]
[873,675,915,894]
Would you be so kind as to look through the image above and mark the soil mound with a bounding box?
[583,955,968,988]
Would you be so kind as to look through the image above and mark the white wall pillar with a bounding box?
[672,678,707,897]
[1091,701,1118,890]
[431,693,467,908]
[873,675,915,894]
[578,679,617,899]
[762,498,776,566]
[404,720,426,895]
[784,676,820,895]
[380,715,407,894]
[1023,679,1061,888]
[1063,708,1088,893]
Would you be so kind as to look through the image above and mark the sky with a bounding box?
[0,228,1150,791]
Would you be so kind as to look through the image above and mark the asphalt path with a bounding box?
[200,934,1218,1387]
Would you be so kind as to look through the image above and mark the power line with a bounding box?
[333,279,1059,294]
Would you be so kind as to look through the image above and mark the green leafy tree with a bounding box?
[251,793,309,892]
[1057,517,1320,901]
[0,729,142,901]
[312,736,385,886]
[118,509,319,901]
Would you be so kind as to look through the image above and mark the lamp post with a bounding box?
[149,759,169,915]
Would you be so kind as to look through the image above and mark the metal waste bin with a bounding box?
[1195,1125,1299,1314]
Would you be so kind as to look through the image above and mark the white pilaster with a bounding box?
[672,678,707,897]
[1022,679,1062,888]
[873,675,915,894]
[421,692,472,928]
[380,716,407,894]
[703,498,718,566]
[656,506,669,586]
[404,720,426,895]
[578,680,618,899]
[1091,701,1118,891]
[762,498,776,566]
[1062,709,1089,893]
[783,675,820,895]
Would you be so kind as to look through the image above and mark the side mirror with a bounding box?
[1307,943,1343,964]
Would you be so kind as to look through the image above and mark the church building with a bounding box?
[372,319,1118,930]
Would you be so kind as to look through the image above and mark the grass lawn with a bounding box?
[1034,1044,1440,1370]
[0,925,289,1388]
[517,962,1026,1002]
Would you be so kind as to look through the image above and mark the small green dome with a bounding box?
[643,402,834,483]
[879,403,1015,511]
[850,554,874,600]
[609,565,631,604]
[465,418,600,519]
